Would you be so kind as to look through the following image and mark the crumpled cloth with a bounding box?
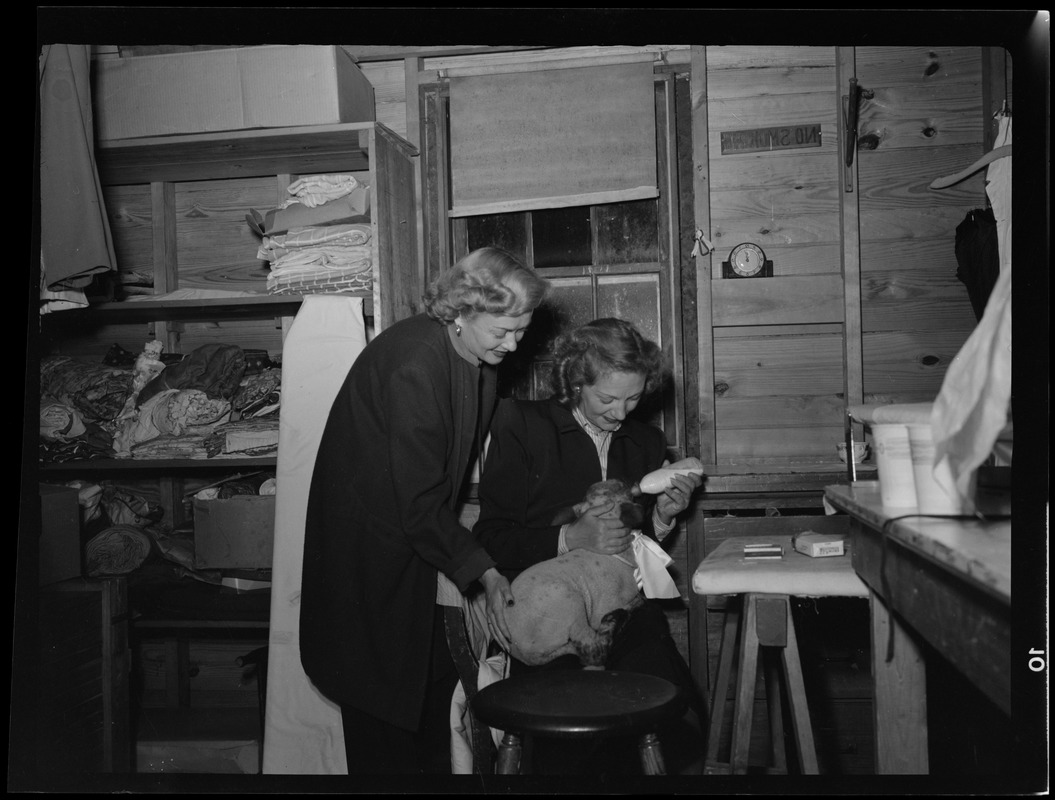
[40,398,86,440]
[631,531,680,599]
[283,174,358,208]
[86,525,153,576]
[113,388,231,456]
[130,433,213,460]
[137,343,246,407]
[450,651,508,774]
[932,114,1012,509]
[40,356,133,423]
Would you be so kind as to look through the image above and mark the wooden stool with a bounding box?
[692,533,868,775]
[471,670,686,775]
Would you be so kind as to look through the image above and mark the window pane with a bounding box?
[593,198,659,265]
[466,212,529,264]
[531,206,592,268]
[596,274,661,346]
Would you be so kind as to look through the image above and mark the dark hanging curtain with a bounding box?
[954,207,1001,322]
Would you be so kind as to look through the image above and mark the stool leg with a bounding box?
[495,731,523,775]
[730,594,760,775]
[764,648,788,773]
[705,598,741,773]
[638,731,667,775]
[781,604,819,774]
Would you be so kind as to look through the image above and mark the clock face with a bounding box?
[729,242,767,277]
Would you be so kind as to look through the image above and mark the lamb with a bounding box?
[503,479,646,667]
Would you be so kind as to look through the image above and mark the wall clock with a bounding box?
[722,242,773,278]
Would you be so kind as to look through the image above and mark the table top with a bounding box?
[824,483,1011,602]
[692,533,868,598]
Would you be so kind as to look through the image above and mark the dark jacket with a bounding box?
[474,398,667,580]
[300,313,497,731]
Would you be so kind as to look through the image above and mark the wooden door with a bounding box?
[691,45,996,466]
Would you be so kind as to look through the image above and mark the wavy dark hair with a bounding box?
[549,318,665,408]
[423,247,549,324]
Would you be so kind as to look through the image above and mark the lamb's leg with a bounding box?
[573,607,629,667]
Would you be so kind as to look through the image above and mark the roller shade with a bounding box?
[448,60,658,217]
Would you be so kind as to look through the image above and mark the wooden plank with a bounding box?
[711,209,842,250]
[837,46,865,445]
[855,46,983,86]
[425,45,683,74]
[859,267,978,332]
[688,45,716,697]
[706,45,836,71]
[860,236,962,277]
[713,331,844,397]
[702,59,836,99]
[710,149,835,190]
[717,427,846,460]
[712,275,844,326]
[706,93,838,132]
[97,124,375,186]
[656,75,686,456]
[709,183,839,221]
[859,205,983,243]
[151,181,178,352]
[862,328,975,388]
[710,244,841,279]
[859,145,988,209]
[675,75,701,462]
[372,124,422,330]
[403,57,426,301]
[856,83,984,151]
[691,46,716,465]
[716,394,846,429]
[869,591,930,774]
[173,176,280,293]
[357,60,409,140]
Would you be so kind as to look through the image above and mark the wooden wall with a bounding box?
[855,47,989,406]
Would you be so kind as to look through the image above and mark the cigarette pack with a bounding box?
[791,532,846,558]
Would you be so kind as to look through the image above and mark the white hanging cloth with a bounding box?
[262,295,368,774]
[931,113,1013,510]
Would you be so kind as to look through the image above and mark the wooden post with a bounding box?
[836,47,864,441]
[870,590,929,774]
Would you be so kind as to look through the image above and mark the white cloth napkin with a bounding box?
[631,531,680,599]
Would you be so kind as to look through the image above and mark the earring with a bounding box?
[455,324,462,337]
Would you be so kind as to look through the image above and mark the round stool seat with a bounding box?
[472,670,686,738]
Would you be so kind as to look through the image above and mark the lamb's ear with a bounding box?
[620,502,645,528]
[551,503,582,526]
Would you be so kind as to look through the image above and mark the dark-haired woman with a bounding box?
[475,317,705,775]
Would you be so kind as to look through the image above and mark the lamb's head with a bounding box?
[576,479,645,529]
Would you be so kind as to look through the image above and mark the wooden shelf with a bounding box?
[96,122,384,185]
[40,456,277,473]
[40,294,372,324]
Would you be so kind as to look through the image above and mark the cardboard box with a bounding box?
[792,532,847,558]
[39,484,83,586]
[94,45,375,140]
[193,495,275,569]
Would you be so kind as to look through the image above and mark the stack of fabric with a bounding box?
[253,174,374,296]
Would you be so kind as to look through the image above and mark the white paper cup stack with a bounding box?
[872,424,917,510]
[906,424,973,515]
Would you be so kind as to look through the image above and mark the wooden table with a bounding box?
[823,483,1011,774]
